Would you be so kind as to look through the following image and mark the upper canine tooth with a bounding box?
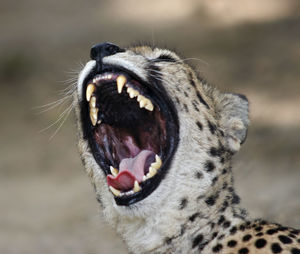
[90,96,96,108]
[86,83,95,102]
[116,75,126,94]
[133,181,141,192]
[109,186,121,196]
[110,166,118,177]
[151,155,162,169]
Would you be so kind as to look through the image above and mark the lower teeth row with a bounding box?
[109,155,162,197]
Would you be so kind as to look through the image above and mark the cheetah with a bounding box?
[74,42,300,254]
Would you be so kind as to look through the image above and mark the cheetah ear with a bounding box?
[215,93,250,153]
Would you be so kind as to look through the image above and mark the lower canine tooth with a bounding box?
[116,75,126,94]
[110,166,118,177]
[86,84,95,102]
[109,186,121,196]
[133,181,141,192]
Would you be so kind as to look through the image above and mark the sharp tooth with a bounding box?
[110,166,118,177]
[90,108,98,126]
[90,96,96,108]
[137,94,144,102]
[129,88,139,98]
[109,186,121,196]
[147,167,157,178]
[133,181,141,192]
[86,84,95,102]
[139,98,147,108]
[116,75,126,94]
[145,100,154,111]
[151,155,162,169]
[143,175,147,181]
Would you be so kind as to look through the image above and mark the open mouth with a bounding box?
[80,66,179,206]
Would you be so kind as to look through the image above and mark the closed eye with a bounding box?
[153,54,177,63]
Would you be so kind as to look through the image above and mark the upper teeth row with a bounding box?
[109,154,162,197]
[86,74,154,126]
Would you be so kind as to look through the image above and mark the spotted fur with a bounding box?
[74,45,300,254]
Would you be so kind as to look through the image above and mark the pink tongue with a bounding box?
[107,150,155,191]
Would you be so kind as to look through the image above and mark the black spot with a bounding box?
[291,230,300,235]
[227,240,237,247]
[188,72,196,87]
[175,96,181,105]
[218,215,225,225]
[219,200,229,213]
[255,226,263,231]
[239,247,249,254]
[230,226,237,235]
[278,235,293,244]
[183,103,189,112]
[179,198,188,210]
[297,239,300,243]
[192,234,203,248]
[212,244,223,252]
[195,171,203,179]
[184,91,189,97]
[271,243,282,253]
[211,232,218,239]
[255,238,267,248]
[189,213,199,222]
[196,121,203,131]
[218,234,225,240]
[267,229,278,235]
[205,195,216,206]
[205,161,215,172]
[239,225,246,231]
[180,224,186,236]
[222,168,228,174]
[196,91,210,109]
[289,233,296,238]
[222,182,228,190]
[232,194,241,204]
[156,54,177,62]
[256,232,264,236]
[165,237,172,245]
[96,195,102,205]
[192,101,200,112]
[277,226,288,231]
[212,176,218,185]
[242,234,252,242]
[260,220,267,225]
[210,222,215,229]
[207,120,217,135]
[291,248,300,254]
[223,221,231,228]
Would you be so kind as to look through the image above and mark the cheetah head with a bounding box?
[75,42,249,228]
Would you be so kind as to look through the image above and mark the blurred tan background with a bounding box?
[1,0,300,253]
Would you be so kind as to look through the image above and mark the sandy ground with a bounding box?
[1,1,300,253]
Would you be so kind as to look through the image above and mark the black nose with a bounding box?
[90,42,123,72]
